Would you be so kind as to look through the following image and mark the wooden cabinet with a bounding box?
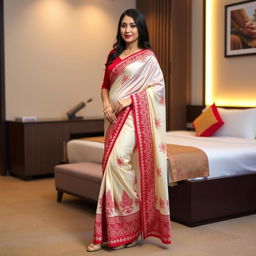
[7,118,104,180]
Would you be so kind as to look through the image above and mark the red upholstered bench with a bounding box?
[54,162,102,203]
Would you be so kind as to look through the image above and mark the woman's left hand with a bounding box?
[112,97,132,115]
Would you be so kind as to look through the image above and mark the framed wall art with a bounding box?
[225,0,256,57]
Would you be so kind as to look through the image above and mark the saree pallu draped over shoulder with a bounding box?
[93,49,172,247]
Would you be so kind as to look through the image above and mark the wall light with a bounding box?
[205,0,214,106]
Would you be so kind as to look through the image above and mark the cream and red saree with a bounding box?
[93,49,171,247]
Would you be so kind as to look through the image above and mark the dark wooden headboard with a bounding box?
[186,105,254,123]
[186,105,205,123]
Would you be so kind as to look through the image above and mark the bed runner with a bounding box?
[78,137,209,182]
[167,144,209,183]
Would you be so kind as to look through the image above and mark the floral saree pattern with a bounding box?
[93,49,171,247]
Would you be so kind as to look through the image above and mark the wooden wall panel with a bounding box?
[137,0,191,130]
[170,0,191,130]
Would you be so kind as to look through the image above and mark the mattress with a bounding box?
[67,130,256,179]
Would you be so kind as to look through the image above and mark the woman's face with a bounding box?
[120,15,139,46]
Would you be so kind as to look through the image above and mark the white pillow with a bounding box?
[213,108,256,139]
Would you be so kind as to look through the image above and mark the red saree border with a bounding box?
[131,91,171,244]
[93,211,141,247]
[131,91,154,238]
[102,107,132,172]
[110,49,154,85]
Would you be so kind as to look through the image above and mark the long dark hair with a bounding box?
[106,9,151,66]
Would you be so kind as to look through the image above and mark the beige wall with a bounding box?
[5,0,135,120]
[191,0,256,106]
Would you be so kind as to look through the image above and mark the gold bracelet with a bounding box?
[103,105,111,111]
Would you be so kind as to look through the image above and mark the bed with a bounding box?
[66,106,256,226]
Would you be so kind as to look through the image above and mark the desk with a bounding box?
[7,118,104,180]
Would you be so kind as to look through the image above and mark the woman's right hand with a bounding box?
[103,105,117,123]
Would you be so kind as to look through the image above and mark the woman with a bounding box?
[87,8,171,252]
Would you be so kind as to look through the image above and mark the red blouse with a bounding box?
[101,50,121,90]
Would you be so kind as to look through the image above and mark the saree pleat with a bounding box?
[93,49,171,247]
[93,112,141,247]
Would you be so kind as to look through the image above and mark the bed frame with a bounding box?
[169,173,256,226]
[168,105,256,226]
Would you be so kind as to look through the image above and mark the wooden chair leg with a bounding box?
[57,190,63,202]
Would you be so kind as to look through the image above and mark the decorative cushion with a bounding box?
[213,108,256,139]
[192,104,224,137]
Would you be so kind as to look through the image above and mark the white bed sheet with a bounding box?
[166,130,256,179]
[67,131,256,179]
